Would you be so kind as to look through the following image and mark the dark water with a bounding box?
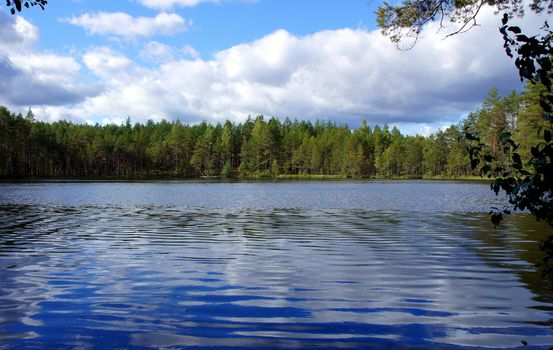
[1,180,552,349]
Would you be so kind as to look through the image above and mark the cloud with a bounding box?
[0,11,38,53]
[66,12,189,37]
[4,5,548,133]
[139,41,200,63]
[83,47,134,78]
[0,11,99,109]
[182,45,200,59]
[11,53,82,83]
[61,5,533,129]
[139,41,175,63]
[138,0,215,10]
[0,56,100,107]
[137,0,258,10]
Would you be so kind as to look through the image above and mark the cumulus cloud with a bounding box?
[182,45,200,59]
[3,5,547,133]
[0,57,99,106]
[83,47,134,78]
[0,11,99,109]
[61,5,535,129]
[137,0,258,10]
[66,12,189,37]
[139,41,200,63]
[0,14,38,53]
[139,41,175,63]
[11,53,82,83]
[138,0,215,10]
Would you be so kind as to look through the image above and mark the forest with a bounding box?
[0,83,547,179]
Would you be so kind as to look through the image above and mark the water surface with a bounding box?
[0,180,552,349]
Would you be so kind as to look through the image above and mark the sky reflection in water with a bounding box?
[0,180,552,349]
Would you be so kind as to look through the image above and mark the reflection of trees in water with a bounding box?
[459,213,553,306]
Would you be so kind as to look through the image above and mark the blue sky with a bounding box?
[24,1,378,61]
[0,0,543,134]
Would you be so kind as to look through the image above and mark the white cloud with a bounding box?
[0,11,99,110]
[66,12,189,37]
[138,0,215,10]
[139,41,176,63]
[0,13,38,54]
[182,45,200,59]
[4,5,548,134]
[139,42,201,63]
[137,0,258,10]
[11,53,82,83]
[59,6,517,123]
[67,6,531,128]
[83,47,134,78]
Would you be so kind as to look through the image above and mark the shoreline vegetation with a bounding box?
[0,174,490,182]
[0,84,545,181]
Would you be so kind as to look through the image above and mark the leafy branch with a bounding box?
[466,15,553,284]
[5,0,47,15]
[500,14,553,114]
[376,0,553,48]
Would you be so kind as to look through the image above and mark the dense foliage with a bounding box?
[0,83,545,180]
[468,18,552,225]
[465,17,553,285]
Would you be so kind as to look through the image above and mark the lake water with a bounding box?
[1,180,552,349]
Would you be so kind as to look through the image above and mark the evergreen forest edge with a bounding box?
[0,83,547,180]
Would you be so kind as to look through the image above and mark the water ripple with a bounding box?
[0,182,552,349]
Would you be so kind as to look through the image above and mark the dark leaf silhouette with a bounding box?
[4,0,47,14]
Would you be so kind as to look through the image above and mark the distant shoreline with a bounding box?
[0,175,491,183]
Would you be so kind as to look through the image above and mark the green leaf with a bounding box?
[508,26,521,34]
[482,164,491,175]
[500,131,512,140]
[512,153,522,168]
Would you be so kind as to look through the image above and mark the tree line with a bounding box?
[0,83,546,179]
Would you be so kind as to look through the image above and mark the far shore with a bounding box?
[0,175,492,183]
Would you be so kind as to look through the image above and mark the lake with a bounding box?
[0,180,552,349]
